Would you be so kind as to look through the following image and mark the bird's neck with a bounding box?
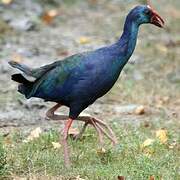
[116,18,140,63]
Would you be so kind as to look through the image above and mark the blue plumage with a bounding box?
[9,5,164,119]
[9,4,165,167]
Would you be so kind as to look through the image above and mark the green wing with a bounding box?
[31,53,86,79]
[27,53,89,98]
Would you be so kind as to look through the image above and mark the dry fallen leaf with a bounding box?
[168,141,177,149]
[24,127,42,142]
[97,147,106,155]
[143,148,155,157]
[52,142,61,149]
[12,176,26,180]
[78,36,91,44]
[42,9,59,24]
[168,145,174,149]
[11,53,23,63]
[1,0,13,5]
[156,129,168,144]
[156,44,168,54]
[75,175,85,180]
[4,136,13,146]
[141,138,155,157]
[155,96,170,108]
[118,176,125,180]
[134,105,145,115]
[149,175,155,180]
[144,121,150,128]
[162,96,170,103]
[141,138,155,148]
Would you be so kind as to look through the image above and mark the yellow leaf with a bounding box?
[143,148,155,157]
[168,141,177,149]
[11,53,23,63]
[97,147,106,155]
[24,127,42,142]
[47,9,59,17]
[12,176,26,180]
[141,138,154,148]
[78,36,91,44]
[156,129,168,144]
[75,175,85,180]
[156,44,168,54]
[134,105,145,115]
[52,142,61,149]
[168,145,174,149]
[1,0,12,5]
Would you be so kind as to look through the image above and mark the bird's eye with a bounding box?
[144,9,151,15]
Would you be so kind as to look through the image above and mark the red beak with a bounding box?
[148,5,165,28]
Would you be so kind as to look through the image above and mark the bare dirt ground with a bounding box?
[0,0,179,137]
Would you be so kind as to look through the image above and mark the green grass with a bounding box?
[0,138,7,176]
[0,118,179,180]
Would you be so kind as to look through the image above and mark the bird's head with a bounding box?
[127,1,164,28]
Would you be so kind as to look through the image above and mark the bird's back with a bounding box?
[31,44,123,104]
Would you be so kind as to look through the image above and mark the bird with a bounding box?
[9,1,164,168]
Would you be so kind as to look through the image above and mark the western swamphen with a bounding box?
[9,1,164,167]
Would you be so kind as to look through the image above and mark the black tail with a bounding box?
[12,74,32,84]
[8,61,33,76]
[11,73,34,98]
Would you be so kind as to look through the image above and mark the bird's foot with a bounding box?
[76,116,118,146]
[46,104,118,145]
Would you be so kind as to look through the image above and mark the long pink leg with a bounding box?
[46,104,117,146]
[46,104,105,166]
[46,104,96,137]
[62,118,73,168]
[46,104,67,120]
[46,104,103,139]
